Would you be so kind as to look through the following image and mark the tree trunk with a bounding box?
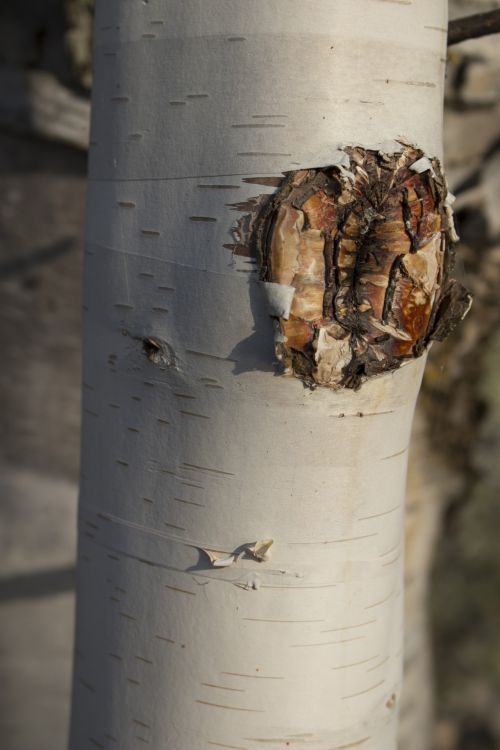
[69,2,456,749]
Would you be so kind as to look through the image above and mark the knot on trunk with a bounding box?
[253,144,471,389]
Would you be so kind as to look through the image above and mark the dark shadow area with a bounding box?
[0,565,75,603]
[228,275,279,376]
[0,236,75,279]
[0,129,87,175]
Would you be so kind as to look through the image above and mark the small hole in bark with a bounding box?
[142,337,176,368]
[143,337,160,358]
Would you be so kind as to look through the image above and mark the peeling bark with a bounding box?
[253,145,471,389]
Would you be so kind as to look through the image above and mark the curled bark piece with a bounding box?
[252,144,471,390]
[200,549,236,568]
[246,539,274,562]
[199,540,274,567]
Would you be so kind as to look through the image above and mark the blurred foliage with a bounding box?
[64,0,94,89]
[0,0,94,90]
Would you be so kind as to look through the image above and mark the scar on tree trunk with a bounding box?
[233,144,472,390]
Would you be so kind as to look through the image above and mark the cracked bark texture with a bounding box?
[256,146,468,390]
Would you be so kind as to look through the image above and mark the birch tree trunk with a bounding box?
[69,2,459,749]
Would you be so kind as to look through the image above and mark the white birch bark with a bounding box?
[70,2,448,749]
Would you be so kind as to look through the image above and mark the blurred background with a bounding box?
[1,1,500,748]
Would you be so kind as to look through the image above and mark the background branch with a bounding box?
[448,9,500,46]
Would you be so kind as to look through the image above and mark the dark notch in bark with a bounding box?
[250,144,471,390]
[142,336,177,368]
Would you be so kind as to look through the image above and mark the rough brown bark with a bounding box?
[253,146,470,389]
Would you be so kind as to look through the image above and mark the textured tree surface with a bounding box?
[68,2,453,749]
[1,1,500,750]
[256,146,469,389]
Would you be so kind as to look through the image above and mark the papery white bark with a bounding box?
[70,2,448,748]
